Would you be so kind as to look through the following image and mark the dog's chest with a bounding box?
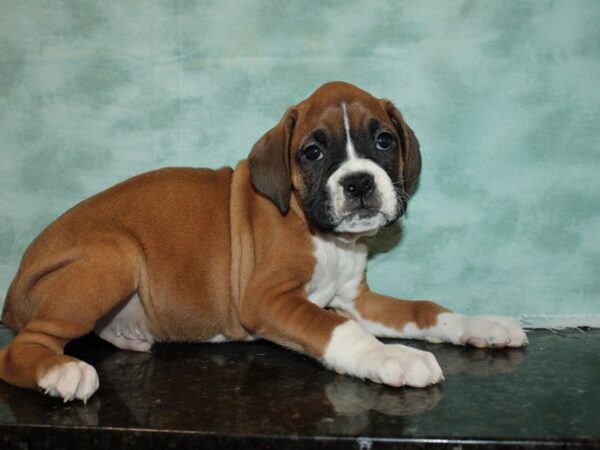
[305,235,368,308]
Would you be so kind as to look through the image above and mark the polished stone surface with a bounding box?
[0,325,599,449]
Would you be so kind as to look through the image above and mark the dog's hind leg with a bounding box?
[0,242,140,402]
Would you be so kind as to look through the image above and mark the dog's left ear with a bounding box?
[382,100,422,196]
[248,107,297,214]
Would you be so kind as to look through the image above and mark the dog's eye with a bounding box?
[304,145,324,161]
[376,132,394,151]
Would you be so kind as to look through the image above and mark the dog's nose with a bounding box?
[341,172,375,199]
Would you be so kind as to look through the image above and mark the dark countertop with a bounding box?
[0,325,599,449]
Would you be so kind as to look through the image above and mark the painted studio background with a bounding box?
[1,1,599,326]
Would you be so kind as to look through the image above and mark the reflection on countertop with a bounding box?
[0,325,599,449]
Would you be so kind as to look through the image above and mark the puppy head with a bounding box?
[249,81,421,236]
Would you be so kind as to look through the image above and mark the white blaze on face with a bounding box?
[326,103,398,234]
[342,102,357,160]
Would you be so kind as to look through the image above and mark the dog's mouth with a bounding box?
[334,209,387,235]
[344,208,380,220]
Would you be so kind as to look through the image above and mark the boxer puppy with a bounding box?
[0,81,527,402]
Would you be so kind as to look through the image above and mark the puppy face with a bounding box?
[292,100,403,234]
[249,82,421,236]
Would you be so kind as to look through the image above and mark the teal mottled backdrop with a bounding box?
[1,1,599,325]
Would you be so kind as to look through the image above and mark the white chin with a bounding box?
[333,212,387,235]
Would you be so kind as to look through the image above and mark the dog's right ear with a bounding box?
[248,107,297,214]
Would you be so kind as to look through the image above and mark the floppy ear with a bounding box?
[248,107,297,214]
[382,100,422,196]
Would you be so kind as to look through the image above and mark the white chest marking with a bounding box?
[305,234,367,308]
[341,102,357,160]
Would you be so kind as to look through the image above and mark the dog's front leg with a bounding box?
[239,286,444,388]
[335,289,528,348]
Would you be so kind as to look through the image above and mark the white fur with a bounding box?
[326,158,398,234]
[37,360,99,403]
[208,334,230,343]
[328,300,414,338]
[334,306,528,348]
[352,314,405,338]
[341,102,357,160]
[209,334,258,343]
[419,313,529,347]
[323,321,444,387]
[94,293,155,352]
[305,234,368,307]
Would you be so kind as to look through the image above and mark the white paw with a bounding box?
[362,344,444,388]
[323,321,444,388]
[37,361,99,403]
[459,315,528,348]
